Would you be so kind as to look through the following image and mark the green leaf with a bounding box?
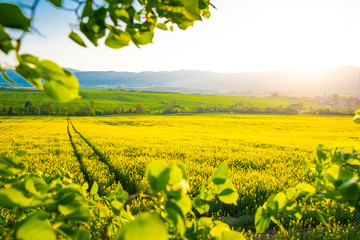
[15,64,43,90]
[183,7,201,22]
[334,138,354,150]
[315,144,329,162]
[35,59,64,75]
[222,230,246,240]
[209,221,230,238]
[25,177,40,195]
[13,149,27,157]
[81,1,94,18]
[130,28,154,45]
[62,205,92,222]
[284,203,302,221]
[296,183,316,195]
[199,182,214,201]
[57,188,89,215]
[199,217,214,227]
[111,200,123,210]
[168,190,192,215]
[19,56,79,101]
[0,69,15,84]
[113,8,130,22]
[210,163,229,185]
[113,214,167,240]
[69,32,87,47]
[0,3,31,31]
[273,192,287,210]
[346,158,360,166]
[265,195,278,216]
[0,25,13,54]
[218,188,238,205]
[177,163,188,180]
[353,115,360,124]
[105,31,131,49]
[211,178,238,204]
[193,195,210,215]
[90,182,98,195]
[145,162,170,192]
[58,225,90,240]
[56,167,71,179]
[326,165,354,187]
[16,212,56,240]
[112,183,129,203]
[339,177,360,204]
[20,54,40,64]
[169,165,184,185]
[0,188,32,208]
[58,202,79,216]
[38,62,80,102]
[47,0,62,7]
[42,72,80,102]
[315,208,328,226]
[80,7,107,46]
[255,206,270,234]
[57,188,85,216]
[284,187,297,201]
[156,23,168,31]
[0,154,27,177]
[166,204,186,235]
[199,0,208,9]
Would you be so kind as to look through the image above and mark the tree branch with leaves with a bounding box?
[0,0,214,102]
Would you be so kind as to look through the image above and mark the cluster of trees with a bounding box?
[162,101,298,114]
[206,102,298,114]
[0,101,149,116]
[0,101,54,115]
[305,107,353,115]
[96,103,148,115]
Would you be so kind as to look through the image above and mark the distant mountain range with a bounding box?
[1,66,360,94]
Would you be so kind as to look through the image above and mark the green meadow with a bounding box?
[0,89,298,112]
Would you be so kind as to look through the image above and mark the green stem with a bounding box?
[270,216,286,233]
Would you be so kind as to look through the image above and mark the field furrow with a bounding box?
[67,118,116,195]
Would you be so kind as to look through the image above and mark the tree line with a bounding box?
[0,100,149,116]
[0,100,353,116]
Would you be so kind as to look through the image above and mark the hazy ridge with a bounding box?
[1,66,360,94]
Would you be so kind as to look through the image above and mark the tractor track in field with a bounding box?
[67,118,140,195]
[67,118,121,186]
[66,118,92,186]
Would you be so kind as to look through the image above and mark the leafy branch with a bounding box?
[255,108,360,234]
[0,150,244,239]
[0,0,214,102]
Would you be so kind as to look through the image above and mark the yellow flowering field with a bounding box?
[2,114,360,237]
[1,114,358,217]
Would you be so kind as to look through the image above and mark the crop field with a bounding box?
[0,89,299,111]
[1,114,359,238]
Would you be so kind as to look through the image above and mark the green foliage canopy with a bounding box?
[0,150,244,239]
[0,0,214,102]
[255,114,360,234]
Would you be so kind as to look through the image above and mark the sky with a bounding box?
[4,0,360,73]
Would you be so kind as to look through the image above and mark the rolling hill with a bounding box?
[1,66,360,94]
[0,89,298,112]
